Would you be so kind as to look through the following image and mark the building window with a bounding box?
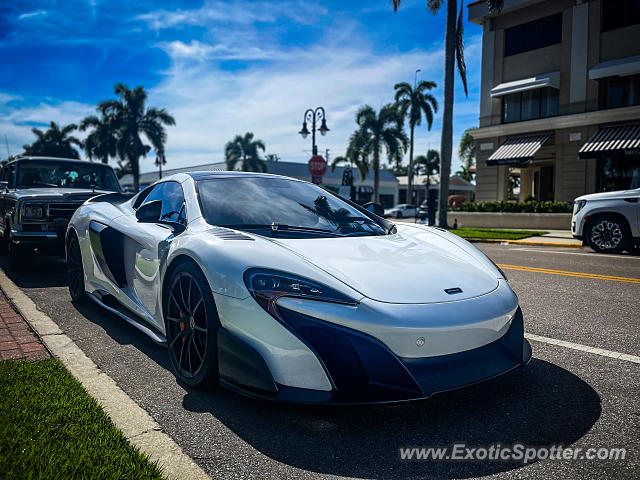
[602,0,640,32]
[600,74,640,109]
[505,13,562,56]
[502,88,559,123]
[597,156,640,191]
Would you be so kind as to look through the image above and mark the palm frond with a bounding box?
[427,0,443,14]
[455,1,468,97]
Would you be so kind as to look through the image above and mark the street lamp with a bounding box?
[298,107,329,156]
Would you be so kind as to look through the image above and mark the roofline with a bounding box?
[468,0,547,26]
[10,156,100,164]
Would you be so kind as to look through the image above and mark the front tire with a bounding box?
[395,211,403,219]
[66,232,87,303]
[164,261,220,388]
[587,217,629,254]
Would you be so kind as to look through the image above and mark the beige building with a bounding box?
[469,0,640,203]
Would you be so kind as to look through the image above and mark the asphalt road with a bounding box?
[1,244,639,479]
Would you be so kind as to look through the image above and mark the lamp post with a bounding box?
[298,107,329,156]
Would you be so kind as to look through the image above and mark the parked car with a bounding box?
[384,203,417,218]
[0,156,122,269]
[417,200,429,220]
[66,171,530,403]
[572,188,640,254]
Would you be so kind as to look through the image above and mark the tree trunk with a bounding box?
[408,123,414,205]
[132,156,140,191]
[438,0,456,228]
[374,142,380,203]
[102,156,108,164]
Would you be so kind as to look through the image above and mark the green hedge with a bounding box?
[449,200,572,213]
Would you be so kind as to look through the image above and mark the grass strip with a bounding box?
[450,228,548,240]
[0,358,165,480]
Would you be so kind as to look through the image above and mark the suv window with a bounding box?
[1,164,15,188]
[138,181,187,225]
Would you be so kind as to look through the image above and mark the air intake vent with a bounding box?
[207,227,254,240]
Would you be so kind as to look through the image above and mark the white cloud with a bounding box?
[136,0,329,30]
[144,31,483,174]
[0,99,95,157]
[17,10,47,20]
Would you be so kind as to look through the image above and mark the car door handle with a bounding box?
[623,198,638,203]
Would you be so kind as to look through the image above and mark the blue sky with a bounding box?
[0,0,483,173]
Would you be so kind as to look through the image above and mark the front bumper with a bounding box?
[219,306,531,404]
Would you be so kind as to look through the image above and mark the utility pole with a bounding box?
[4,135,10,159]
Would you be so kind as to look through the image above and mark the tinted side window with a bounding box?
[505,13,562,56]
[159,182,187,225]
[141,182,187,225]
[7,165,15,188]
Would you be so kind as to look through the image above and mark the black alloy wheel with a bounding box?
[66,232,87,303]
[588,217,628,254]
[164,261,219,387]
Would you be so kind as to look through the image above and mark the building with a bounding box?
[397,174,476,205]
[469,0,640,203]
[119,160,400,207]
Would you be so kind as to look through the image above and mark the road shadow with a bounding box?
[182,359,601,479]
[0,254,68,288]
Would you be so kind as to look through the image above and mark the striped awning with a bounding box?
[579,124,640,159]
[486,134,552,166]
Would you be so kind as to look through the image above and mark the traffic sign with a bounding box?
[308,155,327,177]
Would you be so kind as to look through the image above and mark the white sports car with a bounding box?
[66,172,531,403]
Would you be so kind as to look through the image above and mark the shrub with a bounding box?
[449,200,572,213]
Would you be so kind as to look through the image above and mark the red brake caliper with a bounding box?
[179,310,186,343]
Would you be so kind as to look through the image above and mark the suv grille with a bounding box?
[48,201,85,221]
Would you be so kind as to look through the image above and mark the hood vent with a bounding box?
[207,227,254,241]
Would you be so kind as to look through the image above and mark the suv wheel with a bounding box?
[395,211,403,219]
[587,217,629,254]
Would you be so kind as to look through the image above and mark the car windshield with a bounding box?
[197,176,387,237]
[16,161,120,191]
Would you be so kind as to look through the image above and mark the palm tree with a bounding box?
[349,104,408,203]
[457,129,475,181]
[22,121,83,159]
[414,149,440,186]
[393,0,503,226]
[330,131,371,182]
[80,110,118,164]
[225,132,267,172]
[99,83,175,191]
[394,80,438,203]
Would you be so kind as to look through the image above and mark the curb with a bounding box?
[0,269,210,480]
[464,238,583,248]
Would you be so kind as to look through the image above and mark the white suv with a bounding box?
[572,188,639,253]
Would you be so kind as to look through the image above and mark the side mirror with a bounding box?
[136,200,162,223]
[363,202,384,216]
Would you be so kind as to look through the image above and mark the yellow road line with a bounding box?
[496,264,640,284]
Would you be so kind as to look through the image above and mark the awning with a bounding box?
[486,134,552,166]
[589,55,640,80]
[579,124,640,159]
[490,72,560,97]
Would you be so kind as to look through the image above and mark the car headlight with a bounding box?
[22,204,46,220]
[244,268,357,315]
[573,199,587,214]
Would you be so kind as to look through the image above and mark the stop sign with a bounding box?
[308,155,327,177]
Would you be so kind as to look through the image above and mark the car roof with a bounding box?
[10,156,112,166]
[185,170,306,182]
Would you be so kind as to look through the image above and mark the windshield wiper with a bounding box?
[221,223,343,237]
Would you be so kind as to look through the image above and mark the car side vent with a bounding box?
[207,227,254,240]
